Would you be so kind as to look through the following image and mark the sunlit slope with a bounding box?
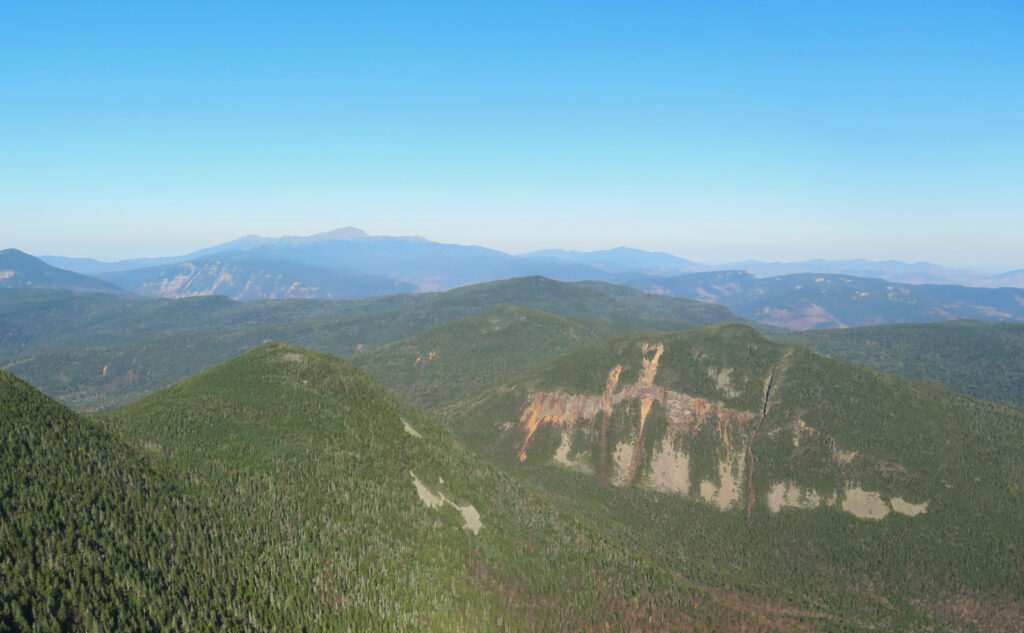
[449,324,1024,631]
[352,306,648,412]
[100,343,779,632]
[773,320,1024,407]
[0,372,273,632]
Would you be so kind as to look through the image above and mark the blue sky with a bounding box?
[2,1,1022,268]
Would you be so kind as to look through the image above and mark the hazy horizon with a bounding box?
[8,225,1016,274]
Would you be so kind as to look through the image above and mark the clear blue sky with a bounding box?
[3,1,1022,268]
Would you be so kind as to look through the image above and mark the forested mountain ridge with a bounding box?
[773,320,1024,407]
[0,277,736,360]
[355,310,1024,426]
[94,343,791,632]
[445,324,1024,631]
[1,278,744,411]
[352,306,649,412]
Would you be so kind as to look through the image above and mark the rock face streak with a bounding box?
[514,343,930,518]
[623,343,664,487]
[746,350,790,518]
[517,343,754,491]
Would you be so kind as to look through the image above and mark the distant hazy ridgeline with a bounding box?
[0,277,742,411]
[625,271,1024,329]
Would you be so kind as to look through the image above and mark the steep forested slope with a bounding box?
[97,344,785,632]
[0,372,271,632]
[446,325,1024,632]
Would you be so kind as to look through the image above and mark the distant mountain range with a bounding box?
[522,247,706,275]
[38,226,376,275]
[39,226,1024,291]
[526,249,1024,287]
[712,258,1024,287]
[623,270,1024,329]
[40,227,608,295]
[99,253,416,300]
[2,227,1021,329]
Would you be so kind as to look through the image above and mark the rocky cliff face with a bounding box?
[484,327,937,520]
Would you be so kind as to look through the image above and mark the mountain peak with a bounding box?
[300,226,370,242]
